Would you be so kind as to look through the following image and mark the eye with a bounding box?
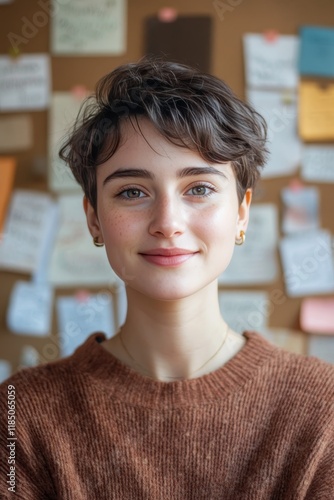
[186,184,216,197]
[116,188,146,199]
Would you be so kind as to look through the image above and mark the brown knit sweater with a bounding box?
[1,331,334,500]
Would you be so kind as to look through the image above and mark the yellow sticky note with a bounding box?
[299,81,334,141]
[0,157,16,232]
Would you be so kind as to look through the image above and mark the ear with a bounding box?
[83,196,103,241]
[236,189,252,235]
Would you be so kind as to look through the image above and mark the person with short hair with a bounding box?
[1,56,333,499]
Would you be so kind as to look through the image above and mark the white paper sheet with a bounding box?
[57,292,116,357]
[247,89,301,178]
[280,229,334,297]
[51,0,127,55]
[243,34,299,89]
[219,203,279,285]
[0,360,11,384]
[281,185,319,234]
[308,334,334,365]
[0,190,58,274]
[7,281,53,336]
[0,54,50,111]
[48,194,118,287]
[301,145,334,183]
[218,290,269,334]
[48,92,87,192]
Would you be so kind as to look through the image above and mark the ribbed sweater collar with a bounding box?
[70,331,280,408]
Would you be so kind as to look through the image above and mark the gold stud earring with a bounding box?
[235,230,245,246]
[93,236,104,247]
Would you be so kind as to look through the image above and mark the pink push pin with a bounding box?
[264,30,279,43]
[71,85,88,100]
[158,7,178,22]
[75,290,90,303]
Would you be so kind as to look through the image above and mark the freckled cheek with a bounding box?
[100,213,140,244]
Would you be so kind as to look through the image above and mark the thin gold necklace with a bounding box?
[119,326,229,381]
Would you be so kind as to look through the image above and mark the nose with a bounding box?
[148,194,186,238]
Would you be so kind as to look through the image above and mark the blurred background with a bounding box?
[0,0,334,381]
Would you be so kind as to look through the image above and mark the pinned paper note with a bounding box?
[218,291,269,333]
[0,360,11,384]
[57,292,116,357]
[280,229,334,297]
[299,81,334,141]
[299,26,334,78]
[0,190,58,274]
[0,54,50,111]
[48,194,118,286]
[247,89,301,177]
[7,281,53,336]
[51,0,126,55]
[300,297,334,334]
[0,157,16,232]
[308,335,334,365]
[0,115,32,152]
[243,33,299,89]
[281,184,319,234]
[219,204,279,285]
[48,92,89,192]
[301,145,334,183]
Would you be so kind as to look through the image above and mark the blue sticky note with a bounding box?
[299,26,334,78]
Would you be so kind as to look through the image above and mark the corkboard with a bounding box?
[0,0,334,372]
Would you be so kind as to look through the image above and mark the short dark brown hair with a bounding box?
[59,55,268,210]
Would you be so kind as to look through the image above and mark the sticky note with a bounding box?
[299,26,334,78]
[300,298,334,334]
[299,81,334,141]
[0,157,16,232]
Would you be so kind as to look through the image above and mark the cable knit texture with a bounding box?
[1,331,334,499]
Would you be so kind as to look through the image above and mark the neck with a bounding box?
[115,281,230,381]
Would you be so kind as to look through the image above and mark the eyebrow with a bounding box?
[103,166,228,186]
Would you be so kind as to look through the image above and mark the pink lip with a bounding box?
[139,248,198,267]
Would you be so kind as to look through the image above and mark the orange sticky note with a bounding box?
[0,157,16,233]
[299,81,334,141]
[300,297,334,335]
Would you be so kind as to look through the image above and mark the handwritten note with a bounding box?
[247,89,301,177]
[280,229,334,297]
[51,0,126,55]
[219,204,279,285]
[48,194,118,286]
[57,292,116,357]
[0,54,50,111]
[0,190,57,274]
[48,92,88,192]
[301,145,334,183]
[243,34,299,89]
[299,81,334,141]
[7,281,53,336]
[0,157,16,232]
[218,291,269,334]
[299,26,334,78]
[281,185,319,234]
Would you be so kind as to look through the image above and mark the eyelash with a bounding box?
[114,183,217,200]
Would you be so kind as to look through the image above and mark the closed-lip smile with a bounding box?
[139,248,197,256]
[138,248,198,267]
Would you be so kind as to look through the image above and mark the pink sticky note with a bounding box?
[300,298,334,334]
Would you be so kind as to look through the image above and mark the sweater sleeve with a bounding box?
[0,379,56,500]
[304,436,334,500]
